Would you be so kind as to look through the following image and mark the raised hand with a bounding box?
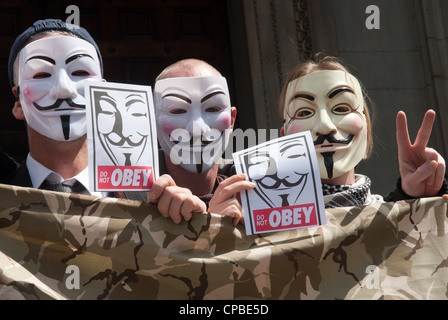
[208,174,255,226]
[396,109,446,197]
[147,174,207,224]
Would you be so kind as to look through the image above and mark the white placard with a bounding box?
[233,131,326,235]
[85,81,159,192]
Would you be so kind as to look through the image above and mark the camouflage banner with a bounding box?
[0,183,447,300]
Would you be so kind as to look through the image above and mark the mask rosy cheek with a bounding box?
[22,87,33,99]
[161,122,176,136]
[220,114,231,128]
[22,82,50,102]
[286,122,308,135]
[339,114,365,133]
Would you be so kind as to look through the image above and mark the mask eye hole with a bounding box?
[170,108,187,115]
[205,106,222,113]
[332,104,352,115]
[71,70,90,77]
[293,108,314,119]
[33,72,51,79]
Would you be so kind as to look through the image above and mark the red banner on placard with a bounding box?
[97,166,154,190]
[252,204,317,233]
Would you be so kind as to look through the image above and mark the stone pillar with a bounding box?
[414,0,448,158]
[228,0,312,133]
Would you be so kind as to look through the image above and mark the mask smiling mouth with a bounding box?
[172,134,223,149]
[33,98,85,111]
[105,134,146,147]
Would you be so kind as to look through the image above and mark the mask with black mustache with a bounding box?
[314,134,354,179]
[170,130,225,174]
[282,70,369,181]
[20,93,87,141]
[17,36,103,141]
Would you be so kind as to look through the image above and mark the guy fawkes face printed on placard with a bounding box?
[93,89,150,166]
[244,137,310,208]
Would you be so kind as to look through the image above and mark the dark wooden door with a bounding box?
[0,0,234,162]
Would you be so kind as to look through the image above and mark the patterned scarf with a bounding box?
[322,174,371,208]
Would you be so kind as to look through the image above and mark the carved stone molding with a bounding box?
[292,0,313,61]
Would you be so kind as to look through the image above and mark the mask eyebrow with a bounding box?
[126,93,144,99]
[292,93,314,102]
[201,91,225,103]
[162,93,191,104]
[328,87,354,99]
[99,92,116,105]
[26,56,56,65]
[65,53,94,65]
[279,141,304,154]
[125,94,145,107]
[248,150,270,161]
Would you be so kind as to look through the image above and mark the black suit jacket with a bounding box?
[0,147,20,185]
[9,161,32,187]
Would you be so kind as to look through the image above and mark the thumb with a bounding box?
[146,174,176,203]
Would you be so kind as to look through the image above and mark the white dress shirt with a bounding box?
[26,154,107,197]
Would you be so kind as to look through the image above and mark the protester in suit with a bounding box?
[7,19,206,221]
[7,19,104,195]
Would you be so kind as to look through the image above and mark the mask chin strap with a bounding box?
[282,118,290,135]
[15,86,20,101]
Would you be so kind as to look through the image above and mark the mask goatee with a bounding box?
[61,115,71,141]
[322,152,335,179]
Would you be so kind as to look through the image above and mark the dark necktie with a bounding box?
[39,179,86,194]
[124,153,132,166]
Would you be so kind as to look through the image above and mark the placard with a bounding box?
[85,81,159,191]
[233,131,326,235]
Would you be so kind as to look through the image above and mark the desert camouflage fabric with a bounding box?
[0,183,447,300]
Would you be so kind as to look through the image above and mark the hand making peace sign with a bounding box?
[396,109,446,198]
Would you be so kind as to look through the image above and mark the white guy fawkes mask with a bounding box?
[18,36,102,141]
[154,76,232,174]
[283,70,368,180]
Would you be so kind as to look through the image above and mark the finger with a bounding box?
[214,182,255,203]
[229,202,244,226]
[224,173,247,183]
[147,174,176,203]
[156,189,171,218]
[168,193,185,224]
[396,111,411,154]
[217,201,244,226]
[157,185,180,218]
[414,109,435,149]
[423,148,445,187]
[212,175,255,204]
[407,160,438,187]
[443,194,448,201]
[180,196,206,222]
[179,201,194,222]
[212,198,244,226]
[431,160,445,193]
[192,196,207,213]
[216,173,247,190]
